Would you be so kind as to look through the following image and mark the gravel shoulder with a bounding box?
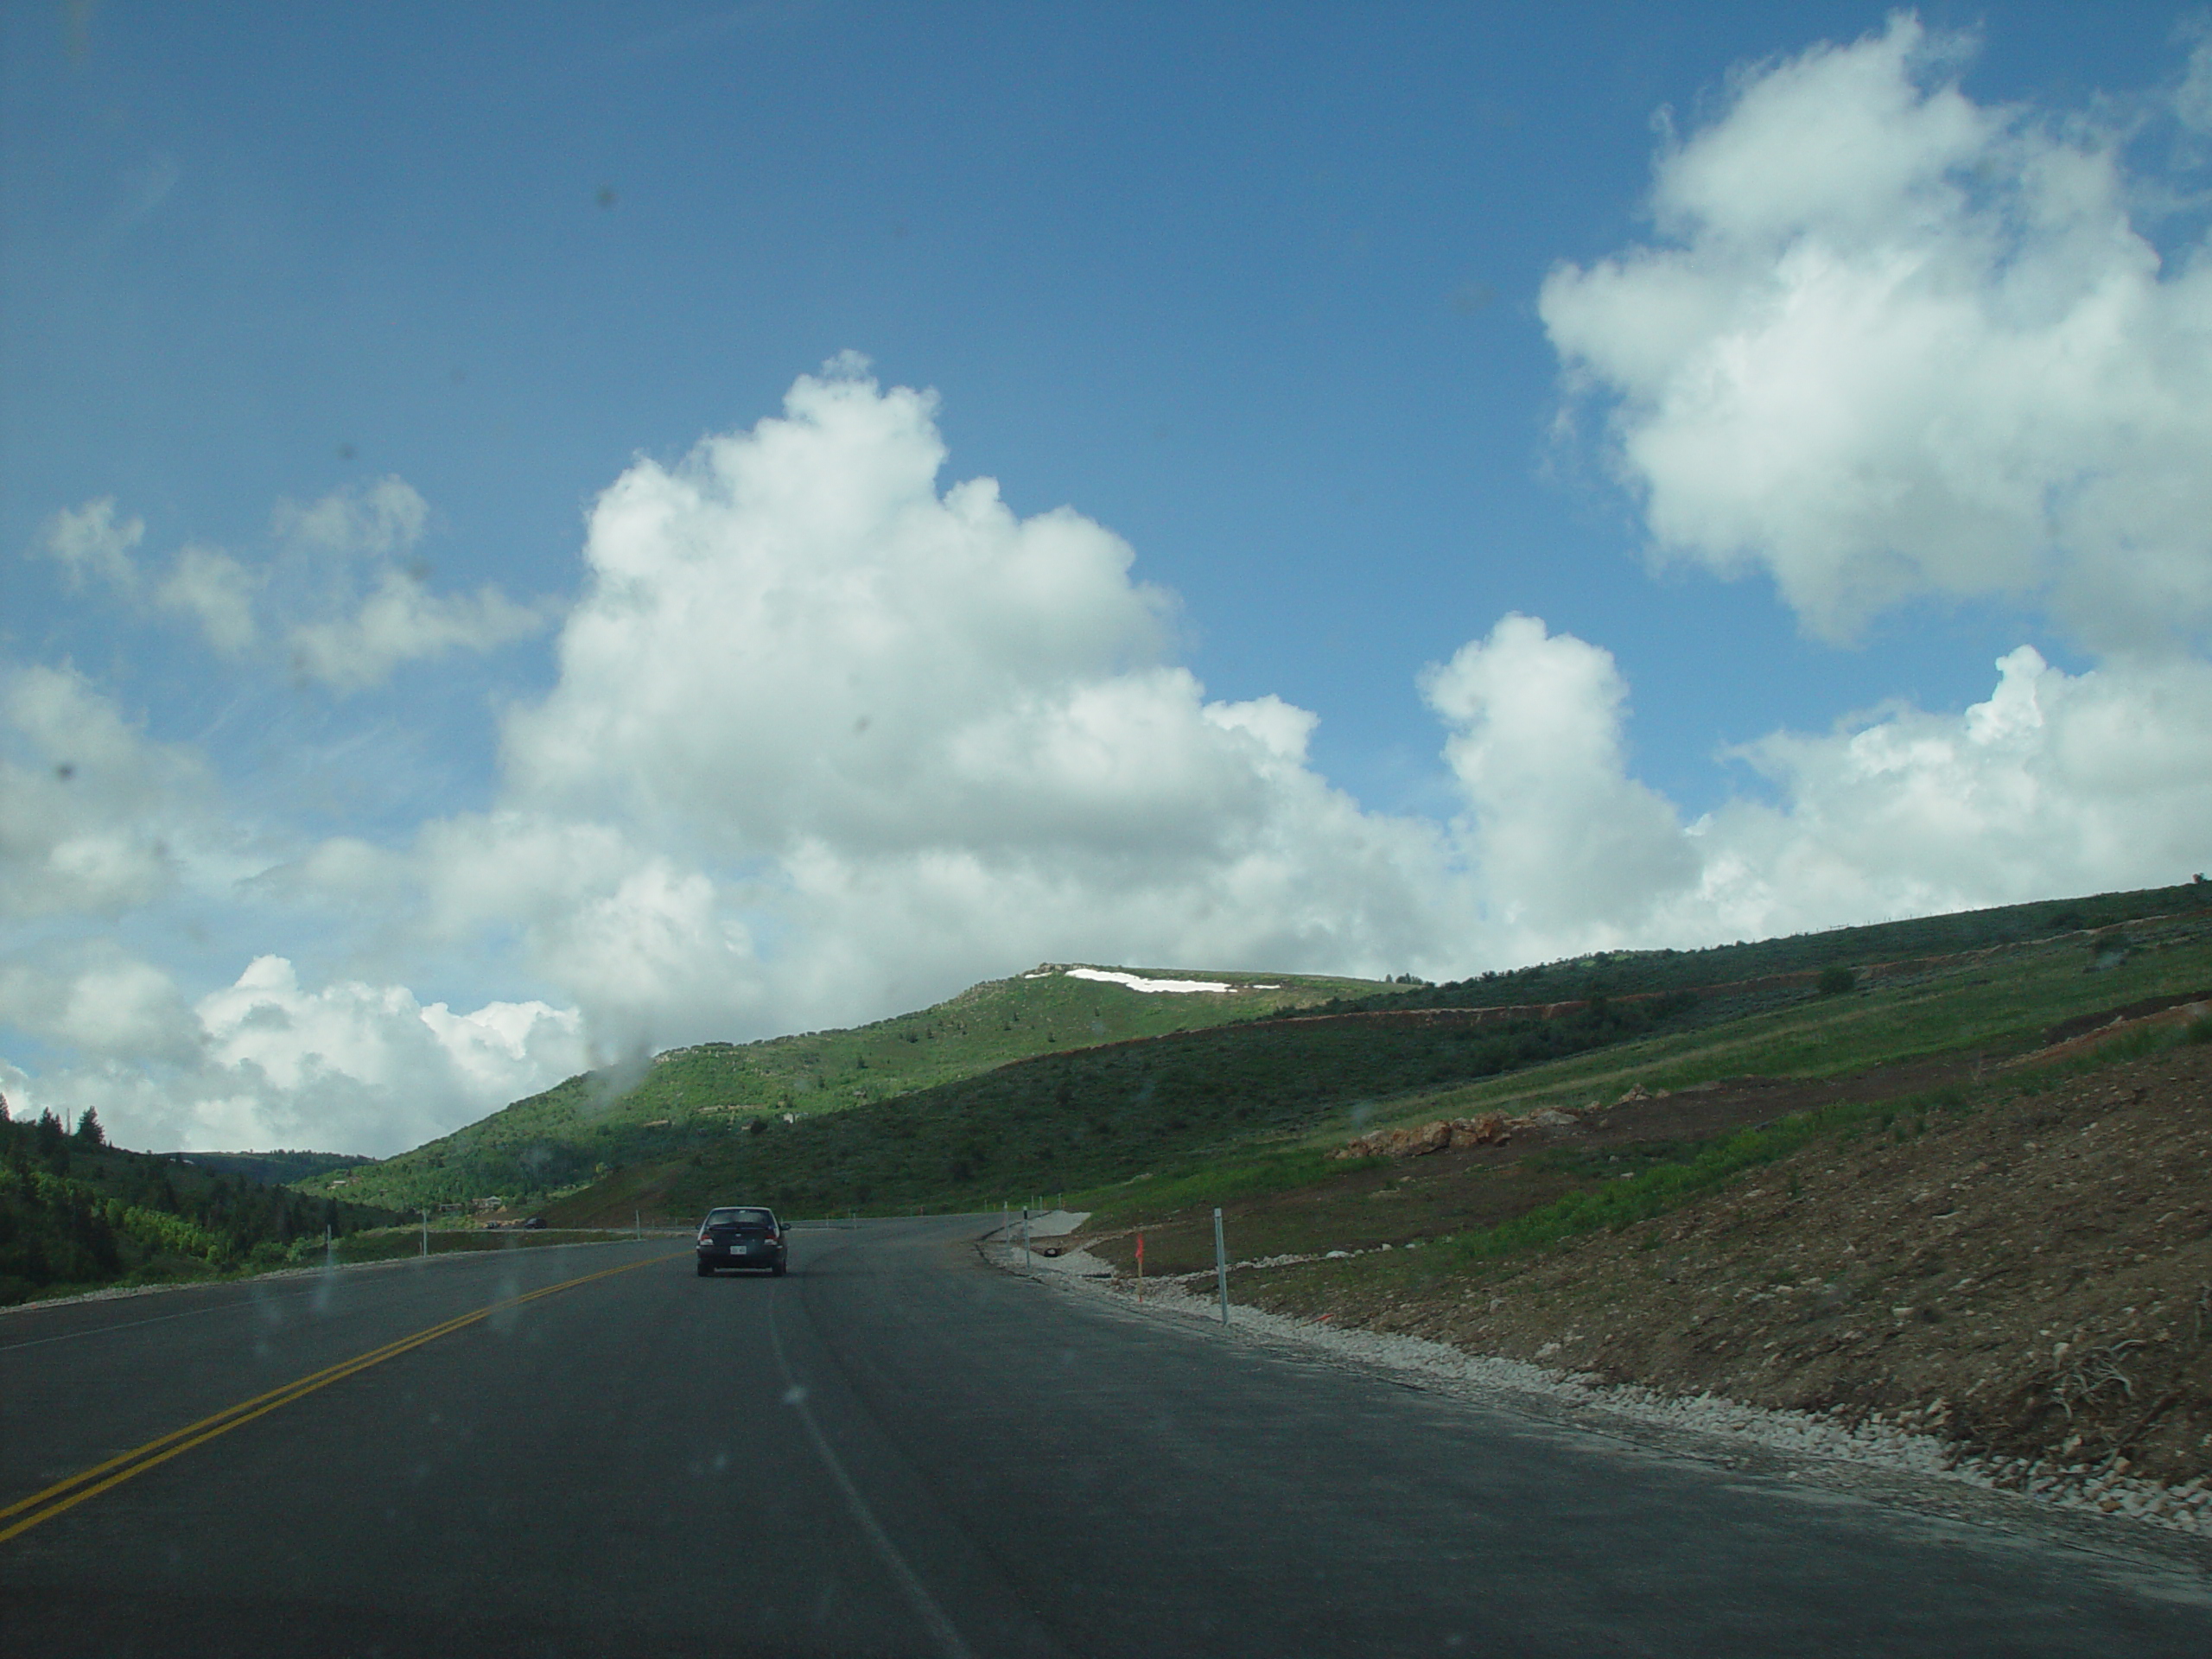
[985,1035,2212,1579]
[986,1236,2212,1586]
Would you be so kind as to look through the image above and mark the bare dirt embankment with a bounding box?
[1230,1039,2212,1523]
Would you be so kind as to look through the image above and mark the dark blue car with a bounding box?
[695,1205,788,1276]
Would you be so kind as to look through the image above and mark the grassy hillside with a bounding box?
[550,902,2212,1227]
[1305,880,2212,1018]
[1294,906,2212,1141]
[543,993,1706,1224]
[299,964,1377,1211]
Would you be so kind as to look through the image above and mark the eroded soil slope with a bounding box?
[1243,1042,2212,1486]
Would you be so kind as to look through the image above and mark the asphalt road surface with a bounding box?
[4,1218,2209,1657]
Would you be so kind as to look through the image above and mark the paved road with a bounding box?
[3,1219,2208,1656]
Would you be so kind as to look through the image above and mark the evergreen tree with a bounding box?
[73,1108,105,1150]
[34,1110,68,1173]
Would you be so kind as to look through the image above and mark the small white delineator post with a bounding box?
[1213,1207,1230,1326]
[420,1210,429,1257]
[1021,1206,1032,1268]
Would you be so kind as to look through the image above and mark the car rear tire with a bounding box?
[772,1260,786,1276]
[696,1261,713,1277]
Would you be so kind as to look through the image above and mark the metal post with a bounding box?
[634,1208,641,1241]
[421,1210,429,1258]
[1022,1206,1031,1269]
[1212,1207,1230,1326]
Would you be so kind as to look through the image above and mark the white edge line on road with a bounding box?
[0,1296,255,1353]
[766,1275,979,1659]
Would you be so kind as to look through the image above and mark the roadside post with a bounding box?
[1135,1229,1144,1302]
[634,1208,641,1241]
[1022,1206,1032,1268]
[324,1223,332,1268]
[1212,1207,1230,1326]
[420,1210,429,1258]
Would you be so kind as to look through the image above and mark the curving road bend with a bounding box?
[3,1218,2208,1657]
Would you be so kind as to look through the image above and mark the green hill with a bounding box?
[543,992,1707,1224]
[535,881,2212,1225]
[296,963,1377,1211]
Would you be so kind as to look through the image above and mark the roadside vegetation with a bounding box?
[0,1108,401,1306]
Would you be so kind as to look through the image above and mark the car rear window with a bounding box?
[702,1207,774,1230]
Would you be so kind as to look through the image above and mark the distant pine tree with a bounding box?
[34,1111,68,1173]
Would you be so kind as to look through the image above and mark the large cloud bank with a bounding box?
[7,20,2212,1155]
[410,363,1471,1049]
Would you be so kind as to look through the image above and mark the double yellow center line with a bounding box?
[1,1251,676,1545]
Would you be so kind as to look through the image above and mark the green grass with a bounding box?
[1217,1084,1994,1306]
[1070,1146,1386,1227]
[1435,1090,1971,1267]
[1299,919,2212,1146]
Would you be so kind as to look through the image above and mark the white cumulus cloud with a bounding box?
[1541,13,2212,653]
[1423,614,1696,938]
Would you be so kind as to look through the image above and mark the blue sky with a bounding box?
[6,3,2211,1153]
